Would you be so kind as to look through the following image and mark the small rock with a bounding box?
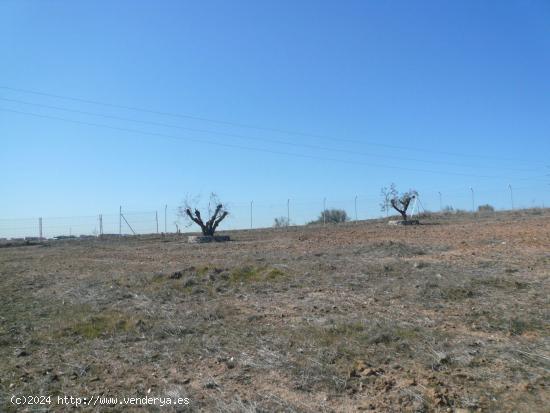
[15,349,29,357]
[363,368,384,377]
[226,357,236,369]
[204,380,218,389]
[437,353,450,364]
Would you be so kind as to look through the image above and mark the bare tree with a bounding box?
[380,186,392,217]
[178,193,229,236]
[380,184,418,221]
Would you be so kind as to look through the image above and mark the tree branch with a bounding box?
[186,208,207,234]
[211,211,229,233]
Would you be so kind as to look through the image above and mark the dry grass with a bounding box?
[0,209,549,412]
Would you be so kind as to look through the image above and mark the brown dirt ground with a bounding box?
[0,209,549,412]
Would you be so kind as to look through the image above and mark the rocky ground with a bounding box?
[0,209,549,412]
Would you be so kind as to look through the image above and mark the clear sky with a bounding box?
[1,1,549,235]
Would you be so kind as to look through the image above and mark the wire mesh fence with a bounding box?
[0,186,547,240]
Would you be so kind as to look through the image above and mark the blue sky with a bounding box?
[1,1,549,235]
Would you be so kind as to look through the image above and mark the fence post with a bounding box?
[39,217,43,239]
[164,204,167,233]
[250,200,253,229]
[155,211,159,233]
[354,195,358,222]
[119,206,122,235]
[99,214,103,236]
[287,199,290,227]
[323,197,326,225]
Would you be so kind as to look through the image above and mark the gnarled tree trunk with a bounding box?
[185,204,228,236]
[391,197,412,221]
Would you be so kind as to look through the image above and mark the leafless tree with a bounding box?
[178,193,229,236]
[380,184,418,221]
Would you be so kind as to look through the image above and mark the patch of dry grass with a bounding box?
[1,209,549,412]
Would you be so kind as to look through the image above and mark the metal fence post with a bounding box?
[250,201,253,229]
[287,199,290,226]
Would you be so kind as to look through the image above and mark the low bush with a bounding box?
[273,216,290,227]
[308,209,349,225]
[478,204,495,212]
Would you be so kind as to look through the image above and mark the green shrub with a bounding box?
[478,204,495,212]
[308,209,349,224]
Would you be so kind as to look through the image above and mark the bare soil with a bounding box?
[1,210,549,412]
